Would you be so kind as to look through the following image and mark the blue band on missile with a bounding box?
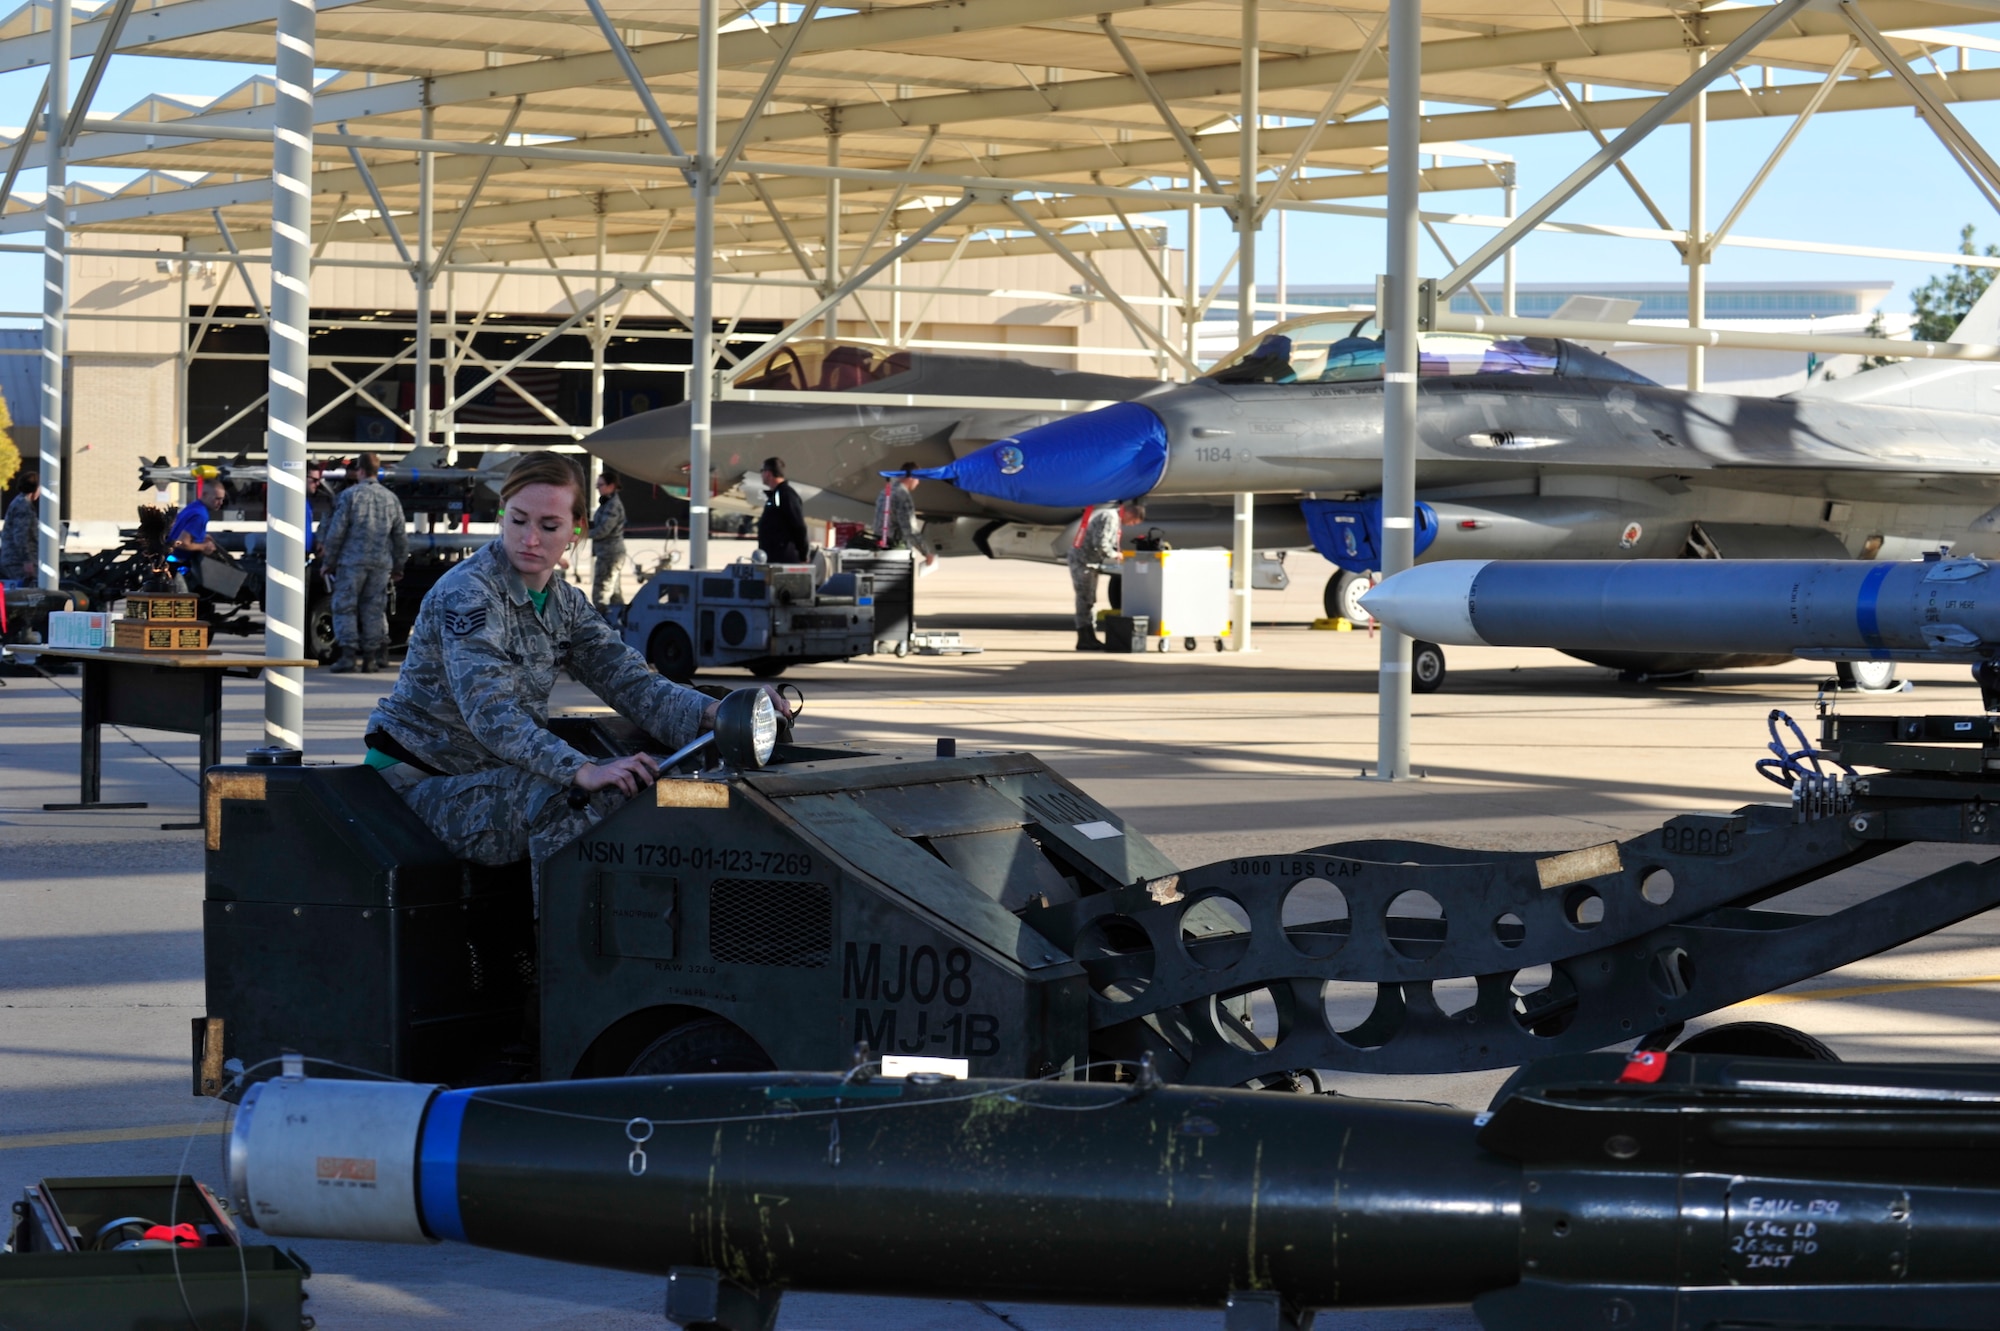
[417,1088,472,1243]
[1856,562,1894,650]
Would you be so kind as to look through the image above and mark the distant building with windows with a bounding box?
[1242,280,1894,323]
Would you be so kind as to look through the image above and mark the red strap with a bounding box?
[1072,505,1094,549]
[142,1223,202,1248]
[1618,1050,1667,1084]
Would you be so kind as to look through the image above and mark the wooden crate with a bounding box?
[124,593,200,622]
[113,619,211,652]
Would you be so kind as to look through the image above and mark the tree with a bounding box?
[0,387,16,491]
[1911,224,2000,343]
[1862,310,1893,371]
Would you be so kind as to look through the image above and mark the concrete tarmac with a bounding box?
[3,548,1996,1328]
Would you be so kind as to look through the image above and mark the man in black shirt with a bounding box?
[757,456,810,563]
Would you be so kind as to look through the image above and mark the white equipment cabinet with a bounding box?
[1120,549,1232,650]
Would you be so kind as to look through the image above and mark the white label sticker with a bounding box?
[1074,820,1123,840]
[881,1055,969,1078]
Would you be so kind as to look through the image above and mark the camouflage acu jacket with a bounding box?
[321,478,409,572]
[366,539,708,786]
[1070,505,1122,566]
[0,493,35,580]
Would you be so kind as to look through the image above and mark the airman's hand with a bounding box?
[575,752,659,796]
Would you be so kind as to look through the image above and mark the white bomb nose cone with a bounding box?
[1360,562,1492,646]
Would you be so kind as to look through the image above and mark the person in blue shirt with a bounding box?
[166,481,223,556]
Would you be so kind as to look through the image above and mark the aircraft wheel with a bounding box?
[1327,571,1374,624]
[1411,640,1447,694]
[1838,660,1900,693]
[748,660,788,678]
[1674,1021,1840,1062]
[625,1016,775,1077]
[646,623,698,683]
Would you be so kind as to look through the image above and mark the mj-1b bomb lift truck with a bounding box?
[195,668,2000,1097]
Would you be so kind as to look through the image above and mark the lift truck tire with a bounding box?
[625,1015,777,1077]
[1673,1020,1840,1062]
[648,622,697,683]
[748,661,789,679]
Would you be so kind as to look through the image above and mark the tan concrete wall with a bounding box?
[67,352,178,525]
[67,235,181,356]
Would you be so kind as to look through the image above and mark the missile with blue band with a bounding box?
[223,1060,2000,1328]
[1361,558,2000,662]
[137,458,514,490]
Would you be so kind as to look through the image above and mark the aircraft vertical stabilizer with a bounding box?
[1787,279,2000,413]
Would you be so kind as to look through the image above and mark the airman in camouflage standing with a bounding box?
[1069,500,1136,651]
[0,469,38,584]
[879,466,935,564]
[321,451,409,673]
[588,471,627,610]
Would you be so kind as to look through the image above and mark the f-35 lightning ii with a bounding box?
[580,339,1276,563]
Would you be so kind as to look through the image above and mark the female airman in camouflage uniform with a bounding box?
[364,452,771,893]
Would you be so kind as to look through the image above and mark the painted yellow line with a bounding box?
[0,1120,227,1152]
[1731,973,2000,1009]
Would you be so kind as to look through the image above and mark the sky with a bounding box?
[1,37,1998,322]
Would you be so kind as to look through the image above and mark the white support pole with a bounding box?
[1186,168,1200,377]
[689,0,717,570]
[441,266,457,461]
[1275,205,1286,320]
[1230,0,1257,653]
[891,239,903,344]
[1232,491,1253,651]
[1687,48,1707,392]
[823,131,840,341]
[176,253,190,464]
[413,97,434,447]
[265,0,314,748]
[1375,0,1420,782]
[36,0,69,591]
[1236,0,1258,347]
[592,207,607,433]
[1501,166,1517,316]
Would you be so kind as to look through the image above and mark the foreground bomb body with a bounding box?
[228,1055,2000,1330]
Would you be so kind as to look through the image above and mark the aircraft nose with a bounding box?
[898,401,1168,506]
[582,403,691,488]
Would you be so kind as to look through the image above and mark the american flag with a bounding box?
[401,367,568,425]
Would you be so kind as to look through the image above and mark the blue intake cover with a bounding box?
[892,402,1168,507]
[1301,497,1439,574]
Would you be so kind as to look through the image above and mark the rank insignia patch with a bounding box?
[443,607,489,637]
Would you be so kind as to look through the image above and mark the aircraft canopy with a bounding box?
[736,340,914,393]
[1206,315,1656,387]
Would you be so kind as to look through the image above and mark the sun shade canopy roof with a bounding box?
[0,0,1988,277]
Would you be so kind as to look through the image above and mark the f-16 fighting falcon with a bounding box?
[903,283,2000,682]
